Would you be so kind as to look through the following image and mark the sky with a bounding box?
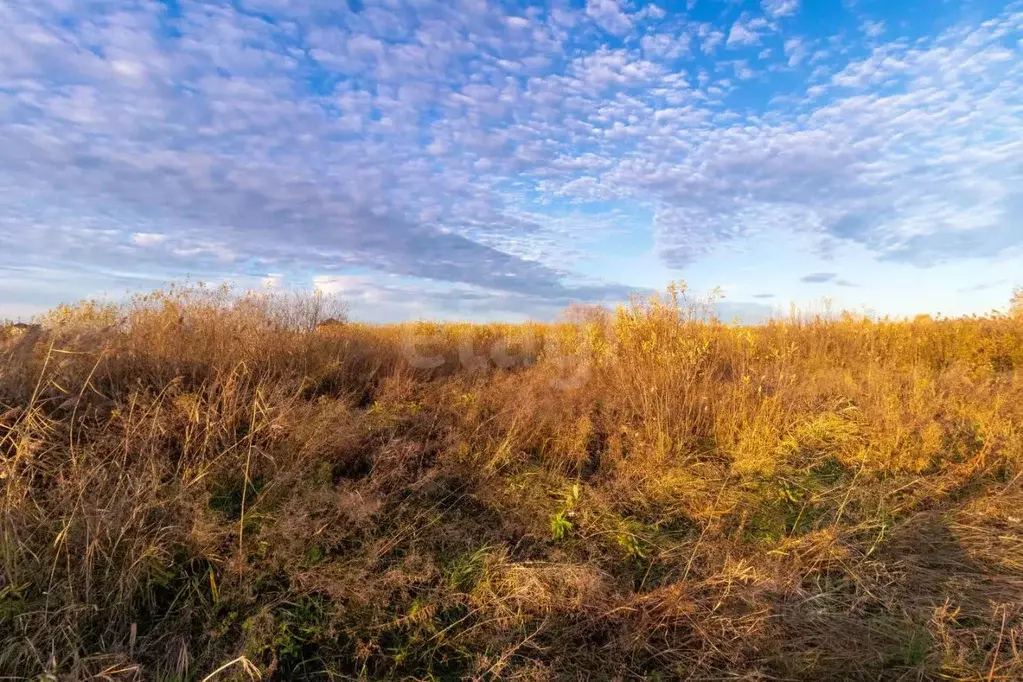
[1,0,1021,323]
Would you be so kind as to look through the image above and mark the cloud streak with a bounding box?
[801,273,856,287]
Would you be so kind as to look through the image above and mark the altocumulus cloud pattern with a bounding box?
[0,0,1021,320]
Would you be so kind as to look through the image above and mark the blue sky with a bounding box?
[1,0,1021,322]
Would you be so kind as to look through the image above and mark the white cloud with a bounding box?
[637,5,667,21]
[784,38,808,66]
[131,232,168,247]
[696,24,726,54]
[862,20,886,38]
[762,0,800,18]
[585,0,633,36]
[732,61,755,80]
[313,275,368,297]
[640,32,691,60]
[727,15,770,48]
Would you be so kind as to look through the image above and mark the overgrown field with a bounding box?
[2,285,1023,680]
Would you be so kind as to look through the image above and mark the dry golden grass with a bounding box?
[2,282,1022,680]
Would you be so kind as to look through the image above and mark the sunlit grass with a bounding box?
[1,283,1022,679]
